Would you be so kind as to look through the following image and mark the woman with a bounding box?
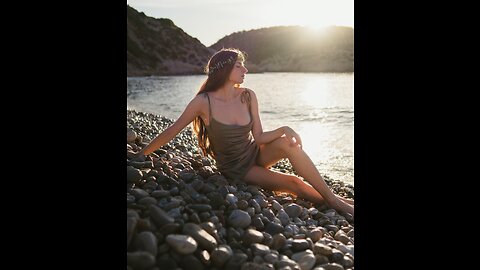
[133,48,354,217]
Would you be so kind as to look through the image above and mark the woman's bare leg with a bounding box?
[255,136,354,216]
[244,165,326,205]
[339,196,354,205]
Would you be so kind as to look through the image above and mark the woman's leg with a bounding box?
[254,136,354,215]
[243,165,326,205]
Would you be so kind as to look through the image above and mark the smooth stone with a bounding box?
[243,228,265,246]
[127,251,155,270]
[182,223,218,251]
[149,205,174,227]
[228,209,251,228]
[210,245,233,268]
[284,203,302,218]
[132,231,158,256]
[298,253,316,270]
[314,243,333,256]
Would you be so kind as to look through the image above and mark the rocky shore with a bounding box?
[127,109,354,270]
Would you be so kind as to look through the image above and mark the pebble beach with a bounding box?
[127,109,354,270]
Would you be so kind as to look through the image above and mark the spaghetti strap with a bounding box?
[241,89,253,117]
[204,92,212,121]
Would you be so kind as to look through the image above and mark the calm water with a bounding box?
[127,73,354,186]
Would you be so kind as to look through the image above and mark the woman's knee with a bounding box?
[271,137,290,154]
[274,137,300,156]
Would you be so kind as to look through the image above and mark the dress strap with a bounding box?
[241,89,253,117]
[204,92,212,121]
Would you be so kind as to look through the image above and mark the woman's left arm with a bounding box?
[249,89,302,147]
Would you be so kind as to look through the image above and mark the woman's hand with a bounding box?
[282,126,303,148]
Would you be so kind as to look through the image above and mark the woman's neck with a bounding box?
[216,82,238,102]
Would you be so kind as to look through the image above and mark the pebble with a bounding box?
[126,110,354,269]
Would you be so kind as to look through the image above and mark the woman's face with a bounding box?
[229,61,248,84]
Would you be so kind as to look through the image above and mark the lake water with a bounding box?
[127,72,354,186]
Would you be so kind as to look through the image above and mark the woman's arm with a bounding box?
[249,89,302,147]
[135,95,205,156]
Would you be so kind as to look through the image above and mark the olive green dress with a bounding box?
[204,90,259,183]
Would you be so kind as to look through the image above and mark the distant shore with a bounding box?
[127,109,354,270]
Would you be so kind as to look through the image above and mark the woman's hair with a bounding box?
[192,48,246,158]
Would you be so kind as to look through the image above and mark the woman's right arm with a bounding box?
[135,95,205,156]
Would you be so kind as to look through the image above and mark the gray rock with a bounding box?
[308,228,324,243]
[330,249,344,264]
[251,243,271,257]
[127,166,143,183]
[334,230,350,245]
[265,222,284,236]
[342,255,354,268]
[314,243,333,256]
[211,245,234,268]
[315,254,330,265]
[292,239,309,252]
[182,222,218,251]
[179,254,205,270]
[224,252,248,270]
[132,231,158,256]
[272,200,283,211]
[127,251,155,270]
[285,203,302,218]
[187,204,212,212]
[127,128,137,143]
[165,234,198,255]
[127,217,137,248]
[318,263,344,270]
[277,209,290,226]
[252,216,265,230]
[271,233,287,250]
[149,205,174,227]
[228,209,252,228]
[138,196,157,207]
[243,228,265,246]
[226,193,238,205]
[262,208,276,221]
[298,253,316,270]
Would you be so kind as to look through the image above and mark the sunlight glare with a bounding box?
[299,77,329,108]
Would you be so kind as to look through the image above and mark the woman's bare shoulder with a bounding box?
[242,88,257,100]
[238,87,256,95]
[190,93,210,109]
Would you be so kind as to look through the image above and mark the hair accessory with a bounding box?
[207,56,236,75]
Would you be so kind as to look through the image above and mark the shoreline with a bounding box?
[127,109,354,269]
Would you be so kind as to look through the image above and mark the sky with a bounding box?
[127,0,354,47]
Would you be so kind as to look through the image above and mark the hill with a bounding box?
[127,5,215,76]
[127,5,354,75]
[210,26,354,73]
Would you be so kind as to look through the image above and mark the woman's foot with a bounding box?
[336,194,354,205]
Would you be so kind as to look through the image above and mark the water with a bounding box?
[127,72,354,186]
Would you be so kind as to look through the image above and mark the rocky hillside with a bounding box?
[211,26,354,73]
[127,5,353,75]
[127,5,215,76]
